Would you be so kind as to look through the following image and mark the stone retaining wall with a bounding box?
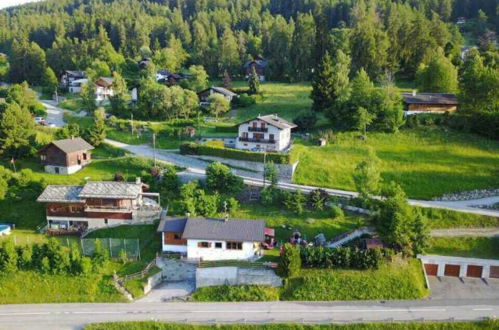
[433,189,499,201]
[196,266,282,288]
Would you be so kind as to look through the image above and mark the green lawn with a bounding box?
[281,258,428,301]
[231,81,312,122]
[231,202,366,243]
[123,265,162,299]
[0,270,125,304]
[427,237,499,259]
[421,208,499,229]
[85,321,499,330]
[85,223,161,275]
[292,128,499,199]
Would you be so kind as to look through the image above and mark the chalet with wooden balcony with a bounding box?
[37,179,160,235]
[235,114,297,152]
[38,137,94,175]
[402,92,458,115]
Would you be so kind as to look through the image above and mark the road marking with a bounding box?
[473,308,493,311]
[0,312,51,316]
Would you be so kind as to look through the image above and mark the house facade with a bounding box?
[95,77,114,102]
[61,70,86,88]
[39,137,94,174]
[158,217,269,261]
[37,179,160,234]
[402,92,458,115]
[156,70,185,86]
[235,114,297,152]
[197,86,237,104]
[244,56,267,82]
[68,78,88,93]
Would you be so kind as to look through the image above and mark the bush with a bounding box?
[214,125,238,133]
[180,142,291,164]
[294,111,318,131]
[329,205,344,219]
[300,246,392,270]
[192,285,279,302]
[232,94,256,107]
[308,189,329,210]
[278,243,301,278]
[284,190,306,214]
[206,162,244,195]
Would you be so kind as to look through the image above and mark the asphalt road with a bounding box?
[40,99,66,127]
[0,300,497,330]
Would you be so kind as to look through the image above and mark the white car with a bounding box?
[34,117,45,124]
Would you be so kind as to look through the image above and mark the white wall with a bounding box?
[186,239,259,261]
[236,119,291,151]
[44,164,83,175]
[47,216,133,229]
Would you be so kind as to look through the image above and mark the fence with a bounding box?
[81,238,140,260]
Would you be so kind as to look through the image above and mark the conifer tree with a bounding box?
[248,66,260,94]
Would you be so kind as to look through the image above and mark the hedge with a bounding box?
[180,142,291,164]
[300,246,395,270]
[214,125,238,133]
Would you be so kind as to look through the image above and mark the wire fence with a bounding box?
[81,238,141,260]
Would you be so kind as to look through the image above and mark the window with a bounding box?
[174,234,181,240]
[54,167,59,174]
[83,153,87,160]
[261,122,266,129]
[226,242,243,250]
[40,155,46,161]
[242,132,248,139]
[269,134,275,142]
[252,122,257,128]
[215,242,222,249]
[197,242,211,248]
[104,219,108,225]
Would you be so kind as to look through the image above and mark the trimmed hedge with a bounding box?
[214,125,238,133]
[300,246,395,270]
[180,142,291,164]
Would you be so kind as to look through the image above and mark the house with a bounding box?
[197,86,237,104]
[37,178,161,234]
[156,70,185,86]
[95,77,114,101]
[61,70,86,88]
[39,137,94,174]
[244,56,267,82]
[235,114,297,152]
[402,92,458,115]
[157,216,271,261]
[68,78,88,93]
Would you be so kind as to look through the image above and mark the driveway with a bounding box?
[428,276,499,300]
[40,99,65,127]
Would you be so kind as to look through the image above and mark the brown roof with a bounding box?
[42,137,94,154]
[402,93,458,105]
[95,77,114,87]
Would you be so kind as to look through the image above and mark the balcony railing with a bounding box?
[248,127,268,132]
[238,137,276,144]
[85,205,133,213]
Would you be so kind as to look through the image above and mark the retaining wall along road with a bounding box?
[196,266,282,288]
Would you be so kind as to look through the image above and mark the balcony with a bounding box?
[238,137,276,144]
[248,127,268,132]
[84,205,133,213]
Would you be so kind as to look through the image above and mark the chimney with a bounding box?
[412,90,416,96]
[135,177,141,185]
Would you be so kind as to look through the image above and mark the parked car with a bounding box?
[34,117,45,124]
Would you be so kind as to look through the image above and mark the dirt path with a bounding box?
[431,227,499,237]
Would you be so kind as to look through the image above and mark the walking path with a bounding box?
[40,99,66,128]
[430,227,499,237]
[0,299,497,330]
[104,139,499,218]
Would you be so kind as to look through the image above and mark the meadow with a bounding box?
[292,128,499,199]
[427,237,499,259]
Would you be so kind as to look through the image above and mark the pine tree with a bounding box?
[248,66,260,94]
[86,108,106,146]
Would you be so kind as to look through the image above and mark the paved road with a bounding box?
[0,300,497,330]
[40,99,66,127]
[104,139,499,218]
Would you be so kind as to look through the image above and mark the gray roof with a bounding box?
[241,114,297,130]
[36,185,85,203]
[78,181,142,199]
[49,137,94,154]
[182,217,265,242]
[402,93,458,105]
[199,86,237,98]
[157,217,187,233]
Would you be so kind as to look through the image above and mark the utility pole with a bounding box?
[130,113,134,136]
[152,132,157,167]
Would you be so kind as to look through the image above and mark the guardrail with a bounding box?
[122,257,158,282]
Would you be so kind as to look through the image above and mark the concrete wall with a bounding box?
[418,254,499,279]
[143,270,164,295]
[45,164,83,175]
[162,242,187,253]
[196,266,282,288]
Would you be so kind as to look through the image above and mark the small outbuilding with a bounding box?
[197,86,238,103]
[39,137,94,174]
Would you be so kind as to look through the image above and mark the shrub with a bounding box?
[300,246,391,270]
[192,285,279,302]
[214,125,238,133]
[294,111,318,131]
[232,94,256,107]
[284,190,306,214]
[278,243,301,278]
[329,205,344,219]
[308,189,329,210]
[206,162,244,195]
[180,142,291,164]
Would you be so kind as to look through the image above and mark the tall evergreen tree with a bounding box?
[416,48,458,93]
[290,13,316,81]
[85,108,106,147]
[248,66,260,94]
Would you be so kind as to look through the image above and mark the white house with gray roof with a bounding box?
[236,114,297,152]
[157,217,268,261]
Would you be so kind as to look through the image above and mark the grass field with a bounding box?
[231,202,366,242]
[420,208,499,229]
[281,258,428,301]
[292,128,499,199]
[0,270,125,304]
[427,237,499,259]
[85,321,499,330]
[192,285,280,302]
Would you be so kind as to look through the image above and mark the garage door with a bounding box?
[490,266,499,278]
[466,265,483,278]
[424,263,438,276]
[444,264,461,277]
